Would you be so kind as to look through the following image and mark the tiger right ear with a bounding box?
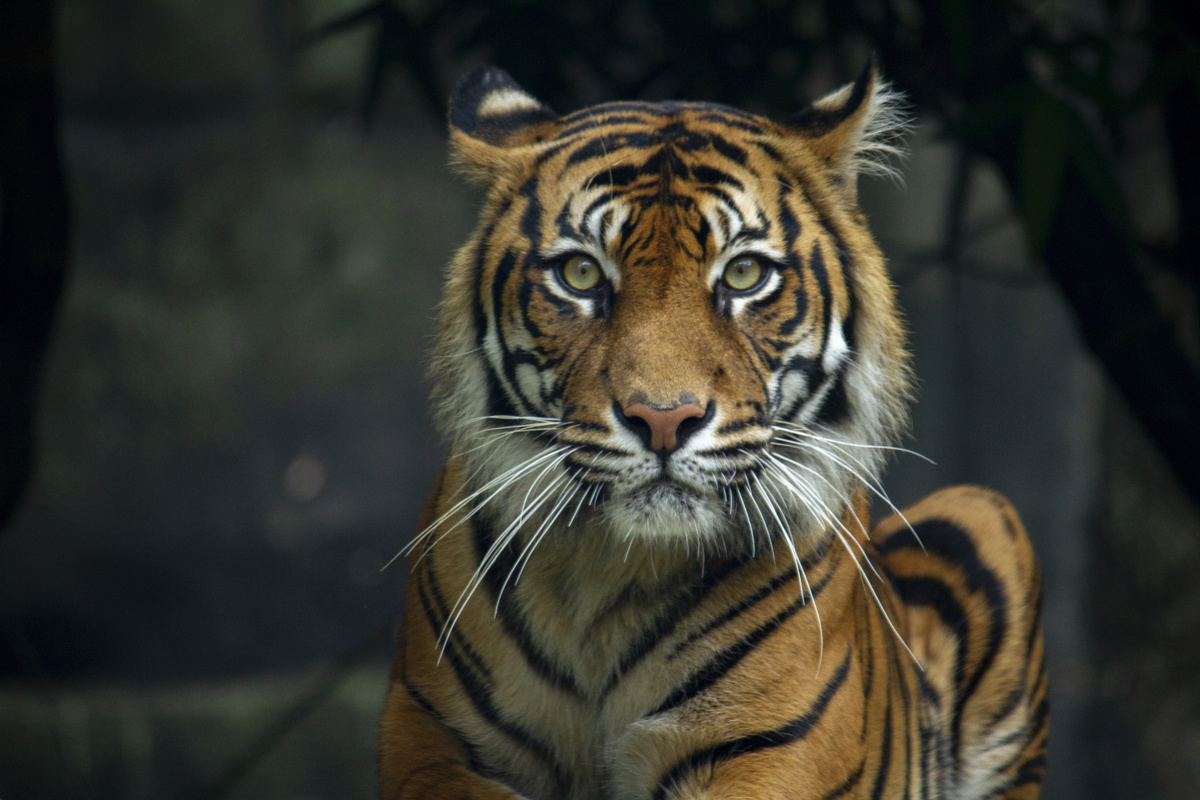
[785,56,909,195]
[448,66,558,183]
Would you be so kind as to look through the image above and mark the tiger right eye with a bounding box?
[723,256,763,291]
[561,255,603,291]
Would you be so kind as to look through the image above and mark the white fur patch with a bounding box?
[478,87,543,118]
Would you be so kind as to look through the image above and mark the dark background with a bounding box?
[1,1,1198,798]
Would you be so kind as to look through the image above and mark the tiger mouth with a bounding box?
[625,477,705,512]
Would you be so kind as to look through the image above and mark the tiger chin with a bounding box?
[379,60,1047,800]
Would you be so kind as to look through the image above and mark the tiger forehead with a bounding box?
[540,102,779,172]
[552,100,774,140]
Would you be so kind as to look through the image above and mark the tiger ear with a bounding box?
[786,56,909,196]
[448,66,558,184]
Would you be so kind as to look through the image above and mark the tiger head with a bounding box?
[429,62,912,561]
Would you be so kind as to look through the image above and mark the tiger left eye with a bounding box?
[723,257,764,291]
[561,255,603,291]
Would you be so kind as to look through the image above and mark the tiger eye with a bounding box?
[561,255,603,291]
[723,256,763,291]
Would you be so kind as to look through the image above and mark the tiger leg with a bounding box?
[872,486,1048,800]
[379,635,526,800]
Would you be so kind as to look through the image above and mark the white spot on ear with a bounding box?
[478,87,543,117]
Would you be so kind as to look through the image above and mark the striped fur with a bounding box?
[380,64,1047,800]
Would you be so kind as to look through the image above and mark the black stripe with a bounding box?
[692,441,766,459]
[690,164,744,190]
[565,133,657,165]
[555,113,650,138]
[786,56,875,136]
[714,416,762,436]
[649,561,837,716]
[812,367,851,426]
[747,277,786,315]
[880,520,1010,766]
[473,222,521,419]
[695,113,765,134]
[597,557,747,701]
[419,558,492,681]
[651,652,852,800]
[822,759,866,799]
[588,163,642,188]
[860,591,875,742]
[868,702,893,800]
[808,242,833,353]
[669,541,831,658]
[399,669,487,775]
[490,246,530,415]
[416,556,571,792]
[709,135,748,166]
[471,518,586,699]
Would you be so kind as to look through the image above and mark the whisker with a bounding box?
[439,453,576,655]
[767,452,889,586]
[503,476,582,603]
[398,445,574,567]
[762,455,919,669]
[775,436,925,553]
[756,462,825,673]
[773,421,935,464]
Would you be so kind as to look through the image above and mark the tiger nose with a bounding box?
[619,401,708,452]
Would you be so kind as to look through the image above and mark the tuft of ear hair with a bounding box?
[787,55,911,184]
[448,66,558,183]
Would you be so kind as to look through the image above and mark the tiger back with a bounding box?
[378,63,1047,800]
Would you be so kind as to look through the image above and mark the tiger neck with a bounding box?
[435,458,872,697]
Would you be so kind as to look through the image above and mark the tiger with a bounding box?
[378,60,1048,800]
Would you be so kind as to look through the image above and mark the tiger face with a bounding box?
[429,63,912,562]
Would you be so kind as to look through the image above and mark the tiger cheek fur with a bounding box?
[379,62,1047,800]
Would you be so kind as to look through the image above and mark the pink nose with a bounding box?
[622,403,705,452]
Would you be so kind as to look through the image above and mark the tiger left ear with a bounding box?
[448,66,559,184]
[786,56,909,197]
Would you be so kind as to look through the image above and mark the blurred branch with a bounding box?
[0,0,70,531]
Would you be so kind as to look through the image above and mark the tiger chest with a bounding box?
[457,544,897,800]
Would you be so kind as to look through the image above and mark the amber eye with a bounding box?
[560,255,604,291]
[723,256,764,291]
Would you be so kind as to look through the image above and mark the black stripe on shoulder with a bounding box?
[651,652,852,800]
[822,758,866,799]
[418,557,493,681]
[399,675,488,776]
[881,519,1011,766]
